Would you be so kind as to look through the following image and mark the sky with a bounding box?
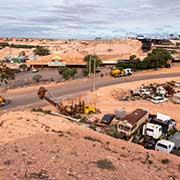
[0,0,179,39]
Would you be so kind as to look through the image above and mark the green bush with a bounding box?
[84,136,101,143]
[10,44,37,49]
[58,66,67,74]
[33,46,50,56]
[58,66,77,80]
[105,125,125,139]
[96,159,115,170]
[31,108,51,114]
[0,63,15,83]
[161,159,170,164]
[19,64,28,71]
[117,48,172,70]
[32,74,42,82]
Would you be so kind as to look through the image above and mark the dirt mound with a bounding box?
[0,110,179,180]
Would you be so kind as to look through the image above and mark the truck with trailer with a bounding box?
[111,68,133,77]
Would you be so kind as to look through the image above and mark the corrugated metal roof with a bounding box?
[122,109,148,125]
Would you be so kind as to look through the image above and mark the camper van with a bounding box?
[117,109,148,137]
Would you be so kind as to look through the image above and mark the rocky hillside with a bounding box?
[0,110,179,180]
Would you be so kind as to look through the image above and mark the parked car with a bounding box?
[155,139,175,153]
[95,67,101,73]
[175,81,180,87]
[151,96,168,104]
[100,114,114,125]
[140,88,151,95]
[144,136,156,150]
[32,69,38,73]
[168,131,180,149]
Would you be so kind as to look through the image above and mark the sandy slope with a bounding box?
[0,110,180,180]
[0,38,144,62]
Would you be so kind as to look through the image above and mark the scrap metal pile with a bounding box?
[113,81,180,104]
[37,87,100,116]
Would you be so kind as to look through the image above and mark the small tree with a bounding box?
[0,63,15,84]
[19,64,28,71]
[61,68,77,80]
[58,66,77,80]
[32,74,42,82]
[84,55,102,75]
[129,54,137,61]
[33,46,50,56]
[58,66,67,75]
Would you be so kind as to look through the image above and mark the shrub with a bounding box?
[84,136,101,143]
[83,68,89,77]
[0,63,15,83]
[33,46,50,56]
[117,48,172,71]
[161,159,170,164]
[32,74,42,82]
[31,108,51,114]
[62,68,77,80]
[58,66,67,75]
[105,125,125,139]
[19,64,28,71]
[148,160,153,165]
[10,44,37,49]
[96,159,115,170]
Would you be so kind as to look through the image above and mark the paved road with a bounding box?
[1,72,180,111]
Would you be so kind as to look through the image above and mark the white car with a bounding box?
[123,68,133,76]
[151,96,168,104]
[155,139,175,153]
[32,69,38,73]
[140,88,151,95]
[175,82,180,87]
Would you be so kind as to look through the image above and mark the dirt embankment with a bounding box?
[0,38,144,62]
[0,110,180,180]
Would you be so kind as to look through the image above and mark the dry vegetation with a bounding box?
[0,38,144,62]
[0,99,180,180]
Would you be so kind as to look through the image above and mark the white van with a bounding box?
[155,139,175,153]
[143,123,162,139]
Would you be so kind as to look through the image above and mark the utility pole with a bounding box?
[92,41,96,92]
[93,57,96,92]
[88,57,91,78]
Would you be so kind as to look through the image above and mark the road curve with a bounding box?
[1,72,180,111]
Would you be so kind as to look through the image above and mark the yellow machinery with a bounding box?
[0,95,7,106]
[111,69,125,77]
[83,103,96,114]
[37,87,100,116]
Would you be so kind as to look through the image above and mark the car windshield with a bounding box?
[154,97,162,100]
[157,143,167,149]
